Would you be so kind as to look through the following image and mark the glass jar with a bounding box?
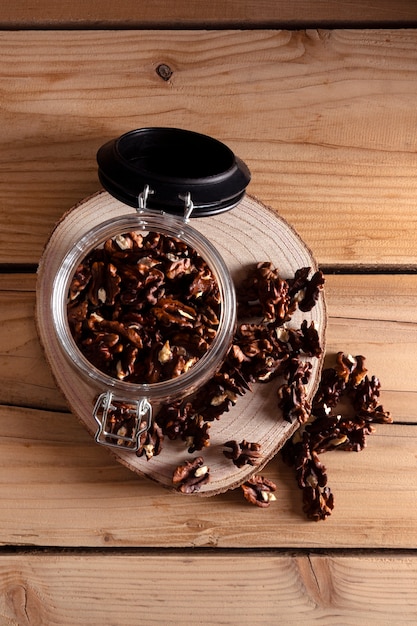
[48,128,251,451]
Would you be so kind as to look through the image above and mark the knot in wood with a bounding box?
[156,63,173,81]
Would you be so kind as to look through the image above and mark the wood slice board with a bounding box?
[36,191,327,496]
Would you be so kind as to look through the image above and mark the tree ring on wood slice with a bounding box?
[36,191,327,496]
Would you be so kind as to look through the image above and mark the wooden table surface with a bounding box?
[1,4,417,623]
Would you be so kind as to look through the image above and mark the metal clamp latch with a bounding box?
[138,185,194,221]
[93,392,152,451]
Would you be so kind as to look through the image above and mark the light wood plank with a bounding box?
[1,0,417,28]
[0,279,66,411]
[1,273,415,548]
[325,274,417,423]
[1,30,417,265]
[0,403,415,549]
[0,551,416,625]
[326,273,417,324]
[1,274,416,423]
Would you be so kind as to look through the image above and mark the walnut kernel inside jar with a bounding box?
[67,230,222,385]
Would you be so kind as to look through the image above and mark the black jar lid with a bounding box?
[97,127,251,217]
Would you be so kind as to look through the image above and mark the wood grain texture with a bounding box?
[1,0,417,28]
[0,551,416,625]
[1,30,417,266]
[1,273,415,421]
[0,271,409,550]
[1,17,416,622]
[2,273,413,550]
[0,406,415,549]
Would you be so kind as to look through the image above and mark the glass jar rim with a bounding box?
[51,211,236,402]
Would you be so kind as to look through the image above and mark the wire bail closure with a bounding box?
[180,192,194,222]
[138,184,154,212]
[138,185,194,221]
[93,391,152,451]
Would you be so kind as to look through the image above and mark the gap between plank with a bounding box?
[1,264,417,276]
[320,265,417,275]
[0,264,38,274]
[0,546,417,557]
[1,21,417,31]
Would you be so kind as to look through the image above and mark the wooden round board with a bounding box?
[36,191,327,496]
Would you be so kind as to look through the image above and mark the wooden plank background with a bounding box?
[1,274,416,421]
[0,273,416,550]
[1,0,417,28]
[1,13,417,624]
[0,552,416,625]
[2,29,417,268]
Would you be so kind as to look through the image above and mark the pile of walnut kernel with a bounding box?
[281,351,392,520]
[67,233,391,520]
[156,262,324,461]
[163,261,325,498]
[67,230,222,384]
[166,263,391,519]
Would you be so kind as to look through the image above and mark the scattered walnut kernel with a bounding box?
[172,457,210,494]
[82,248,391,527]
[241,475,277,507]
[136,422,164,460]
[87,258,328,509]
[223,440,262,468]
[282,352,392,521]
[161,262,324,447]
[237,262,324,323]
